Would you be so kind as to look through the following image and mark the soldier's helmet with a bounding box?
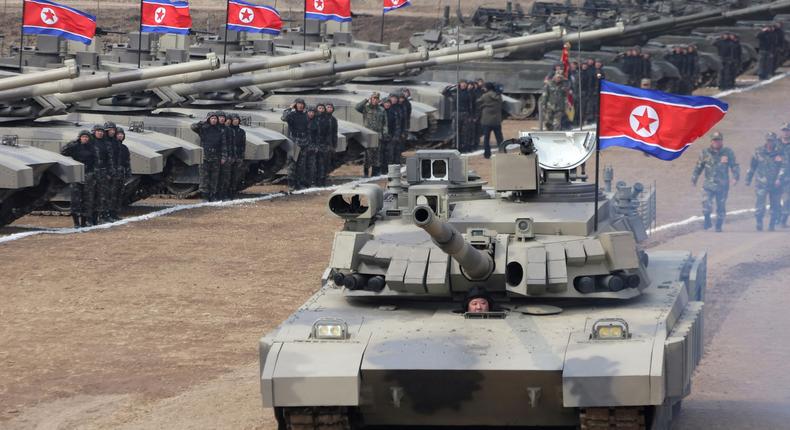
[79,130,91,138]
[206,111,217,119]
[463,286,495,312]
[116,127,125,134]
[103,121,117,130]
[216,110,227,118]
[229,113,240,120]
[711,131,723,141]
[369,92,380,99]
[781,122,790,131]
[294,98,306,105]
[766,131,778,140]
[92,124,104,132]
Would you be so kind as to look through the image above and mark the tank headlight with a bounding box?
[312,318,349,340]
[591,318,630,340]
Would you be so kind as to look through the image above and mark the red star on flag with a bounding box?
[632,108,657,133]
[43,9,56,22]
[156,9,165,20]
[241,9,252,21]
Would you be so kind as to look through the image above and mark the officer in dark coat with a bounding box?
[227,114,247,196]
[191,112,227,201]
[282,98,310,189]
[112,127,131,218]
[90,124,111,225]
[61,130,98,228]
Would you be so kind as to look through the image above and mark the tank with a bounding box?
[258,132,706,429]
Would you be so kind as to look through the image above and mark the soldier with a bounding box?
[778,123,790,227]
[282,98,310,189]
[355,93,387,177]
[444,80,475,152]
[773,22,786,73]
[112,127,131,219]
[216,111,228,127]
[399,89,412,144]
[540,73,568,131]
[321,103,339,186]
[382,98,403,169]
[388,93,405,164]
[746,132,785,231]
[101,121,122,221]
[691,132,740,232]
[640,78,652,89]
[91,124,111,225]
[477,82,504,159]
[714,34,736,89]
[227,114,247,196]
[586,59,606,121]
[305,106,320,186]
[191,112,227,201]
[311,104,331,187]
[61,130,97,228]
[687,44,700,92]
[757,26,775,80]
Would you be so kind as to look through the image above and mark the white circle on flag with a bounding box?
[40,7,58,25]
[629,105,660,138]
[154,7,167,24]
[239,7,255,23]
[314,0,325,11]
[392,0,400,4]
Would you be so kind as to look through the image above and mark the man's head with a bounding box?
[781,122,790,140]
[78,130,91,144]
[307,107,316,119]
[459,79,468,90]
[216,111,227,124]
[595,59,603,69]
[326,103,335,114]
[92,124,105,139]
[294,98,306,111]
[476,78,484,86]
[369,92,380,106]
[388,93,399,104]
[382,99,392,109]
[207,113,218,126]
[464,286,492,313]
[485,82,496,92]
[766,131,778,148]
[640,78,652,89]
[553,72,564,83]
[401,88,411,98]
[116,127,125,142]
[711,131,723,149]
[230,114,241,126]
[316,103,326,114]
[103,121,117,137]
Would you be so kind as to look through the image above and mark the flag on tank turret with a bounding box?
[598,80,728,160]
[141,0,192,34]
[305,0,351,22]
[227,0,282,35]
[22,0,96,45]
[384,0,411,13]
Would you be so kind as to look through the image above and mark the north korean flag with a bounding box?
[384,0,410,13]
[141,0,192,35]
[598,80,728,160]
[23,0,96,45]
[227,0,282,35]
[305,0,351,23]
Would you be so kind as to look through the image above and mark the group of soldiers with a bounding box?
[281,100,338,189]
[444,80,506,158]
[190,111,248,201]
[540,59,607,131]
[757,23,787,81]
[664,45,700,94]
[61,122,131,228]
[356,90,412,176]
[692,124,790,232]
[620,47,653,88]
[713,33,742,89]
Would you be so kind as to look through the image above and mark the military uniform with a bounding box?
[113,128,131,218]
[757,27,776,80]
[691,134,740,231]
[227,115,247,196]
[746,134,785,231]
[320,107,339,187]
[103,122,123,221]
[779,125,790,226]
[91,126,112,224]
[191,113,227,200]
[282,101,310,189]
[540,76,568,131]
[355,95,387,177]
[61,130,98,227]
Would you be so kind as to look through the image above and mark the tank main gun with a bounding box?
[413,205,494,281]
[0,59,79,91]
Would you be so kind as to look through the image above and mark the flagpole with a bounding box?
[593,77,602,232]
[302,1,307,51]
[18,0,25,70]
[379,7,385,44]
[223,0,230,63]
[137,0,144,68]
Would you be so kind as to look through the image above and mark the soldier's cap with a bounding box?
[463,286,495,312]
[388,93,399,98]
[553,72,564,79]
[216,111,227,118]
[206,111,217,119]
[325,102,334,108]
[766,131,778,140]
[294,98,306,105]
[369,92,380,99]
[782,122,790,131]
[316,103,326,108]
[306,106,316,112]
[78,130,91,138]
[103,121,117,130]
[116,127,125,134]
[711,131,723,141]
[92,124,104,132]
[382,98,392,105]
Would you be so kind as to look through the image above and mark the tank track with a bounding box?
[280,407,353,430]
[579,407,646,430]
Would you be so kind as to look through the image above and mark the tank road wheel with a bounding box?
[48,200,72,213]
[277,407,355,430]
[579,407,646,430]
[164,182,199,199]
[510,94,538,120]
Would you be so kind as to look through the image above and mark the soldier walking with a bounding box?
[779,123,790,226]
[477,82,504,159]
[112,127,131,219]
[691,132,740,232]
[282,98,310,189]
[61,130,97,228]
[191,112,227,201]
[540,73,568,131]
[228,114,247,197]
[746,133,785,231]
[355,93,387,177]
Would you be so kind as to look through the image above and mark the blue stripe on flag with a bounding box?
[600,136,690,160]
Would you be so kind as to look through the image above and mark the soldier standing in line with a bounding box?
[355,92,387,177]
[112,127,131,219]
[444,80,474,152]
[587,59,606,121]
[757,26,775,80]
[687,44,700,92]
[382,97,403,168]
[773,22,786,73]
[216,111,228,127]
[90,124,111,225]
[691,132,740,232]
[399,89,412,148]
[746,132,785,231]
[101,122,122,221]
[191,112,226,201]
[778,123,790,227]
[61,130,97,228]
[388,93,405,164]
[282,98,309,189]
[473,78,485,146]
[313,104,332,187]
[228,114,247,197]
[304,106,320,187]
[540,73,568,131]
[714,34,735,89]
[322,103,339,186]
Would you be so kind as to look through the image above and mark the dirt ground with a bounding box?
[1,65,790,430]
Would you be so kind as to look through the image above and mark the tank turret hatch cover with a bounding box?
[519,131,596,170]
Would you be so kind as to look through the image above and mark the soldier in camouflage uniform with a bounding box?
[61,130,97,228]
[282,99,310,189]
[112,127,131,219]
[304,107,320,186]
[228,114,247,197]
[355,93,387,177]
[321,103,339,186]
[90,124,112,225]
[746,132,785,231]
[191,112,227,201]
[779,123,790,227]
[691,132,740,232]
[102,122,124,221]
[540,73,568,131]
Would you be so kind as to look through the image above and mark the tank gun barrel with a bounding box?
[57,49,331,104]
[428,27,564,58]
[0,59,79,91]
[413,205,494,281]
[0,55,222,102]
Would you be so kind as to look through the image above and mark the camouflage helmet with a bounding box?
[369,92,380,99]
[103,121,117,130]
[206,111,217,119]
[216,110,227,118]
[92,124,104,132]
[78,130,91,138]
[711,131,723,141]
[766,131,778,140]
[228,113,240,120]
[781,122,790,131]
[294,98,306,105]
[116,126,125,135]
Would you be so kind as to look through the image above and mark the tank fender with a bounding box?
[260,333,371,408]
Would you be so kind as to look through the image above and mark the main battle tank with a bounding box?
[258,133,706,429]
